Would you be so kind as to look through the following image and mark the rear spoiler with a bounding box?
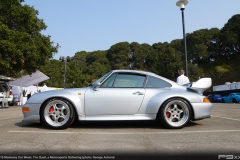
[186,78,212,95]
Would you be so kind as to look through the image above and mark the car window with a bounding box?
[146,76,172,88]
[0,83,8,92]
[112,74,146,88]
[101,73,117,88]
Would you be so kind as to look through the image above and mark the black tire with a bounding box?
[158,98,192,129]
[8,102,14,106]
[40,98,75,129]
[232,98,237,103]
[221,99,225,103]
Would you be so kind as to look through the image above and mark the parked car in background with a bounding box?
[207,94,222,103]
[22,70,212,130]
[0,81,13,106]
[221,93,240,103]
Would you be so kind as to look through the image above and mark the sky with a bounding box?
[22,0,240,60]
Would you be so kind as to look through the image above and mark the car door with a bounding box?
[85,73,146,115]
[226,94,232,102]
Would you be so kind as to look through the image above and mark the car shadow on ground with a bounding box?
[14,120,200,130]
[14,121,47,129]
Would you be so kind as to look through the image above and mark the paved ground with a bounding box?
[0,103,240,160]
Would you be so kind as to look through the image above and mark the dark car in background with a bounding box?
[207,94,222,103]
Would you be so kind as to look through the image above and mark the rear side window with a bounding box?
[146,76,172,88]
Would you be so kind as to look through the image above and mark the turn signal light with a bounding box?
[22,107,30,112]
[203,97,210,102]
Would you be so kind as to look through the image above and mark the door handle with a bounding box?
[133,91,144,95]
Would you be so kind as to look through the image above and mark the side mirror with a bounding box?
[92,81,101,91]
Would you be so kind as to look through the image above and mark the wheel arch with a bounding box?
[39,97,79,123]
[156,97,194,121]
[232,98,237,103]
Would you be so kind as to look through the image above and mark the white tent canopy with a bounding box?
[9,70,49,87]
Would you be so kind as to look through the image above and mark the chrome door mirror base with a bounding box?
[92,81,101,91]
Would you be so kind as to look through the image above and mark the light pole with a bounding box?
[73,81,75,88]
[176,0,188,77]
[59,56,71,88]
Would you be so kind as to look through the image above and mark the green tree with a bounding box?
[39,59,63,87]
[129,42,153,70]
[145,42,183,81]
[85,50,111,83]
[0,0,59,76]
[68,51,89,87]
[186,28,220,66]
[106,42,130,69]
[203,14,240,86]
[219,14,240,58]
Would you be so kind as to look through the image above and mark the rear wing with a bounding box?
[187,78,212,95]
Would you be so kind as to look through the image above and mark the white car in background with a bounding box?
[0,81,14,106]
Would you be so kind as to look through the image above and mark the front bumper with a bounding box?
[22,103,41,123]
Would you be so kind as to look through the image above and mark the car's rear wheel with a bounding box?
[221,99,225,103]
[158,98,192,129]
[40,98,75,129]
[232,98,237,103]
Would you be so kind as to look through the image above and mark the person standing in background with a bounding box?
[177,69,190,85]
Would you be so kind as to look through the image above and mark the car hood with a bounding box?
[26,87,90,104]
[36,87,89,96]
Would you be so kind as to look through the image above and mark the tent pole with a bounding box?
[20,70,23,106]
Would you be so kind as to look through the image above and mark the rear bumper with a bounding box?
[191,103,212,120]
[0,97,13,102]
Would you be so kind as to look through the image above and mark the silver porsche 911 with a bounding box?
[22,70,212,129]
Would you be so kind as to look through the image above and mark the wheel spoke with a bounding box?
[48,112,54,116]
[168,115,174,121]
[59,105,66,113]
[173,104,178,110]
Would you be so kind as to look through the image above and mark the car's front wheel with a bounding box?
[158,98,192,129]
[222,99,225,103]
[40,98,75,129]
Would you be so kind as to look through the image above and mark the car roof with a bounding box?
[0,81,9,84]
[110,69,177,85]
[111,69,157,76]
[0,75,15,82]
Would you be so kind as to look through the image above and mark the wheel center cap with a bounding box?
[55,111,60,115]
[173,111,178,115]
